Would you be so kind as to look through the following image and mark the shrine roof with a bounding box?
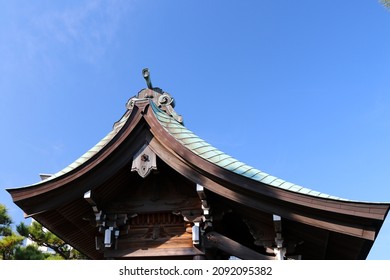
[7,70,389,260]
[18,60,380,203]
[149,101,347,201]
[29,115,128,186]
[29,91,357,202]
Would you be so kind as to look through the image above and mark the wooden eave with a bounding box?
[7,98,390,259]
[141,104,389,241]
[7,104,148,215]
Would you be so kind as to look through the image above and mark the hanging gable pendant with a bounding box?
[131,144,157,178]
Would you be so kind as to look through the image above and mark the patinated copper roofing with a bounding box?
[150,101,346,201]
[32,96,348,201]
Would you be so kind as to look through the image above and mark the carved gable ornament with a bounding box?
[131,144,157,178]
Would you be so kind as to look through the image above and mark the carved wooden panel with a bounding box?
[112,212,193,257]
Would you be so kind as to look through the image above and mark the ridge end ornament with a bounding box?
[125,68,184,124]
[131,144,157,178]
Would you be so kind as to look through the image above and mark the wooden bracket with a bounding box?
[273,214,286,260]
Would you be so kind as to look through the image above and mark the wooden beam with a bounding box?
[104,247,204,258]
[204,231,275,260]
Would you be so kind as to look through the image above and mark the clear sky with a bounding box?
[1,0,389,259]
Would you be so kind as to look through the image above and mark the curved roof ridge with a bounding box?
[150,102,349,201]
[9,97,381,204]
[27,111,130,186]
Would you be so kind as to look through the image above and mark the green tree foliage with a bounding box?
[0,204,24,259]
[0,204,13,236]
[0,234,24,260]
[1,203,86,260]
[381,0,390,9]
[14,244,67,260]
[14,244,50,260]
[17,221,85,259]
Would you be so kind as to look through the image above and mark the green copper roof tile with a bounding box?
[69,162,80,169]
[287,185,303,192]
[260,175,279,185]
[154,110,171,120]
[150,100,346,201]
[279,182,295,190]
[233,165,254,175]
[217,157,238,167]
[165,121,183,129]
[181,137,204,145]
[187,143,209,153]
[209,153,231,163]
[297,187,312,194]
[318,193,331,198]
[251,172,269,181]
[270,178,286,187]
[195,145,218,155]
[241,168,262,178]
[185,141,208,150]
[89,146,102,153]
[308,190,321,196]
[224,161,246,172]
[171,132,197,139]
[201,150,224,160]
[207,153,231,163]
[168,127,188,134]
[61,166,74,174]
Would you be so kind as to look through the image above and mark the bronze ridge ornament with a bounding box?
[126,68,183,124]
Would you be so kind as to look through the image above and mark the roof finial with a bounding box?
[142,68,153,89]
[126,68,183,124]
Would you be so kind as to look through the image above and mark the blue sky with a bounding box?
[0,0,389,259]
